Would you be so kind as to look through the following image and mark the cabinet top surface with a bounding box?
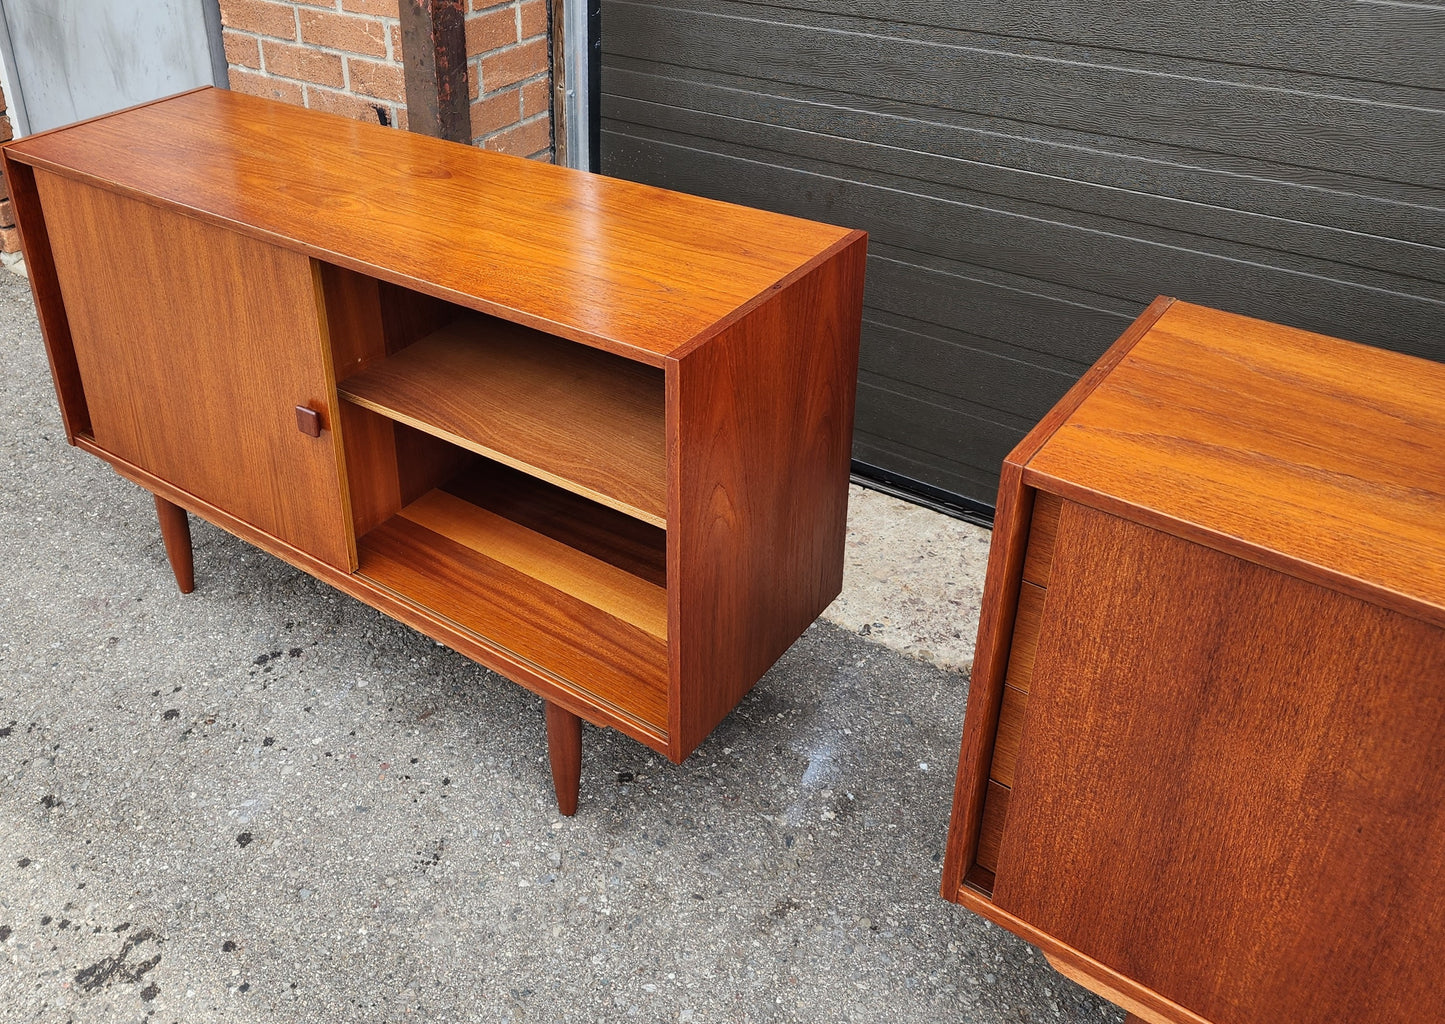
[6,87,856,362]
[1026,300,1445,618]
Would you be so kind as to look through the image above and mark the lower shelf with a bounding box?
[356,471,670,733]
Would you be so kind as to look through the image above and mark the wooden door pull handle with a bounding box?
[295,405,322,437]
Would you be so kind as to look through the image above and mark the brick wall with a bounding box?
[220,0,552,160]
[0,82,17,255]
[466,0,551,158]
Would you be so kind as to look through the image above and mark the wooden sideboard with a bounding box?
[1,87,866,813]
[941,297,1445,1024]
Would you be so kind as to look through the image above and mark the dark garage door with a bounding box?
[599,1,1445,510]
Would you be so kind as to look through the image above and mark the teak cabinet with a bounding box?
[941,297,1445,1024]
[2,87,866,813]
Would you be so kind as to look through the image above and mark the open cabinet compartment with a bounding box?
[320,264,671,737]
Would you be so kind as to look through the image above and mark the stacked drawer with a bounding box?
[972,490,1060,889]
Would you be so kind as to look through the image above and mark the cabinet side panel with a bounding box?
[0,151,90,440]
[317,263,403,539]
[994,501,1445,1024]
[670,234,866,759]
[36,172,353,570]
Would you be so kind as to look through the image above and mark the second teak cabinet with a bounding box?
[2,87,867,812]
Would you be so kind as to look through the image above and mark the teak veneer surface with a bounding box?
[1025,300,1445,624]
[358,501,669,731]
[670,236,866,755]
[5,87,852,363]
[402,489,667,641]
[35,170,354,570]
[339,314,667,525]
[995,502,1445,1024]
[443,463,666,588]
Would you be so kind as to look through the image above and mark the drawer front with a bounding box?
[992,500,1445,1024]
[37,172,353,569]
[973,491,1059,877]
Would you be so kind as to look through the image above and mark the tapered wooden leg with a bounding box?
[544,700,581,816]
[154,494,195,594]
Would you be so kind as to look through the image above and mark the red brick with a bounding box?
[470,89,520,140]
[395,105,409,132]
[520,76,549,119]
[470,0,512,12]
[528,147,554,164]
[482,113,550,157]
[468,62,480,100]
[306,85,393,125]
[479,38,547,93]
[228,67,306,105]
[389,23,401,59]
[218,0,297,41]
[222,29,262,69]
[348,57,406,103]
[0,113,11,145]
[1,223,22,254]
[341,0,398,15]
[0,197,14,228]
[519,0,547,40]
[0,166,10,201]
[263,40,345,87]
[299,9,389,57]
[466,6,517,55]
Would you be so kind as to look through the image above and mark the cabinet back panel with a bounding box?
[36,172,354,570]
[994,501,1445,1024]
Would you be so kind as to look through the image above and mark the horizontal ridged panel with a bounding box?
[602,0,1445,502]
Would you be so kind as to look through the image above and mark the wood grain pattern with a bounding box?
[1025,300,1445,627]
[953,886,1215,1024]
[4,87,852,364]
[340,313,667,526]
[84,440,671,755]
[1045,955,1187,1024]
[358,511,669,731]
[0,151,90,441]
[545,701,583,816]
[989,684,1027,790]
[1003,583,1044,695]
[316,263,403,540]
[1021,492,1061,586]
[399,489,666,640]
[939,298,1175,900]
[36,171,354,570]
[154,494,195,595]
[10,88,866,812]
[994,502,1445,1024]
[394,421,475,509]
[669,231,866,759]
[443,461,667,587]
[975,781,1010,875]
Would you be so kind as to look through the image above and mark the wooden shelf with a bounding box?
[339,313,667,527]
[9,86,866,811]
[355,471,669,732]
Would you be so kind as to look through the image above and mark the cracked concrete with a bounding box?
[0,267,1120,1023]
